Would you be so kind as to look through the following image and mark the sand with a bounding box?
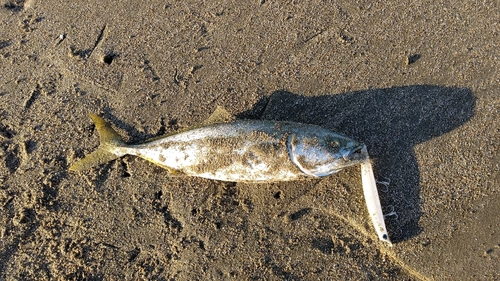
[1,0,499,280]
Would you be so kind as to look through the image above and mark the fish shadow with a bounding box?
[237,85,476,243]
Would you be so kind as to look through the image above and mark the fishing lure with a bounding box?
[361,147,392,245]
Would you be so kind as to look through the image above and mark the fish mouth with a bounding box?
[342,145,368,163]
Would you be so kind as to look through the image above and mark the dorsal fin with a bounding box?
[145,106,235,142]
[200,106,235,126]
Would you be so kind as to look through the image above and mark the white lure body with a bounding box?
[360,146,391,245]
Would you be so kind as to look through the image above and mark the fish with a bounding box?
[70,107,391,244]
[69,107,368,182]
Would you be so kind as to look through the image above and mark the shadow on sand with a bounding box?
[237,85,476,243]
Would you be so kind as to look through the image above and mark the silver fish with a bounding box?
[70,107,367,182]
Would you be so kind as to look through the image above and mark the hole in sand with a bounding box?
[102,53,118,65]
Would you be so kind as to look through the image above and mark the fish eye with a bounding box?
[328,140,339,148]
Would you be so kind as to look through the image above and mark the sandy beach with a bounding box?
[1,0,499,280]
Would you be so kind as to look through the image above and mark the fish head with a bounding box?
[287,131,368,177]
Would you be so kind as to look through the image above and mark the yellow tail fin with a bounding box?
[69,114,126,172]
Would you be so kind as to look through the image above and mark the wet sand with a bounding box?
[1,1,499,280]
